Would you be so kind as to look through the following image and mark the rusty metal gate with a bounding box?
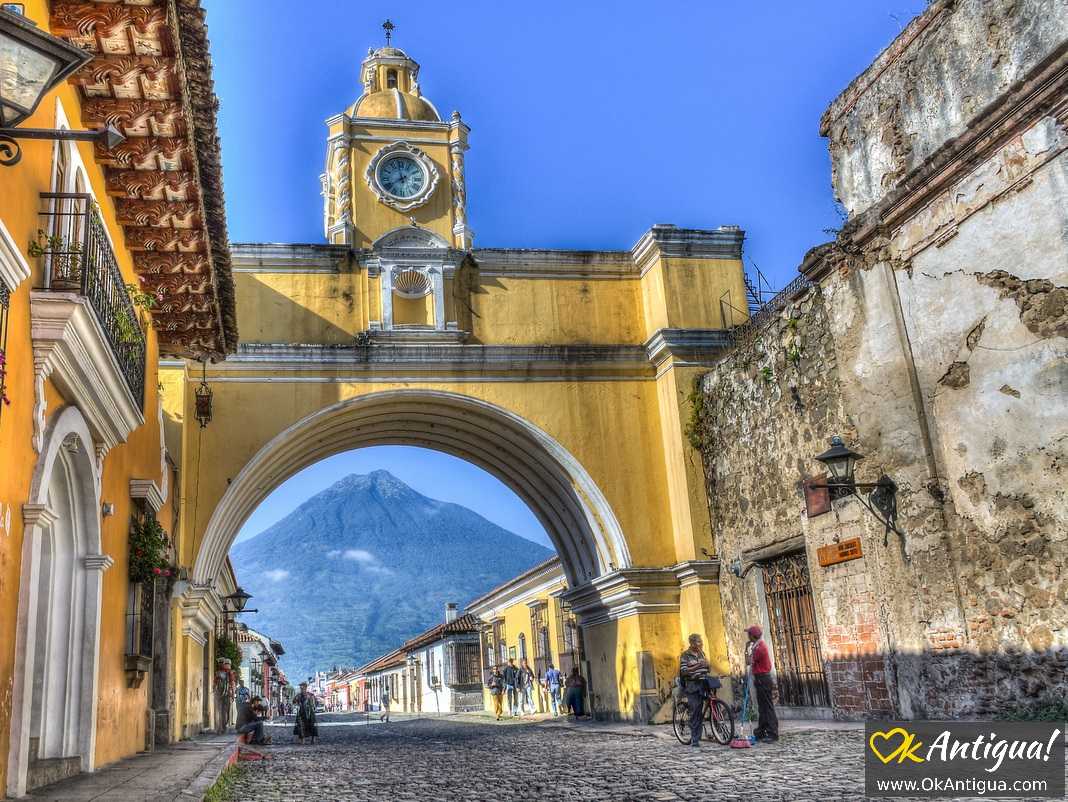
[761,551,830,708]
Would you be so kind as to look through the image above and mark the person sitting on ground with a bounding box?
[236,694,268,745]
[487,666,505,720]
[679,633,711,748]
[564,666,587,719]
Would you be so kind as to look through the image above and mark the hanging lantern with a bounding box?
[194,359,212,428]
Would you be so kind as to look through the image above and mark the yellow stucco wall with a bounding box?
[0,2,177,785]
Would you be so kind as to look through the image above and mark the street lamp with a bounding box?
[226,587,252,612]
[809,434,903,543]
[0,7,124,166]
[813,435,863,486]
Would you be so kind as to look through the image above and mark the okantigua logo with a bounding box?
[864,721,1065,799]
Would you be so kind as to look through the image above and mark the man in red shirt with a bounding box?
[746,625,778,742]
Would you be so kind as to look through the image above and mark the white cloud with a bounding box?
[264,569,289,582]
[325,549,341,558]
[343,549,376,564]
[340,549,394,576]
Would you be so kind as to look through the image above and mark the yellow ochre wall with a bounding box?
[0,0,173,786]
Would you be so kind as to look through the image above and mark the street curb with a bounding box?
[178,741,236,799]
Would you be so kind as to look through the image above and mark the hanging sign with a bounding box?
[817,537,863,567]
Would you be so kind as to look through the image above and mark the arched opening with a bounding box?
[195,390,629,589]
[8,407,106,797]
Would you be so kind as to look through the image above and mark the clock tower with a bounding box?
[321,33,472,251]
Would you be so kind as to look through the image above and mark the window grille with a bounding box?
[555,599,585,675]
[530,603,551,678]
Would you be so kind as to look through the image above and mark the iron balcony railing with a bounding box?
[720,272,815,351]
[38,193,146,405]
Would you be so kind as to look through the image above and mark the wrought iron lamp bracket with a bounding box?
[0,125,124,167]
[808,474,904,544]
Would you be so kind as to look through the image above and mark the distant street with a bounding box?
[226,715,876,802]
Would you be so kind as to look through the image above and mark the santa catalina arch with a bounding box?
[165,42,746,724]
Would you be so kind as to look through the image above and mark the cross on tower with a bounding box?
[382,19,395,47]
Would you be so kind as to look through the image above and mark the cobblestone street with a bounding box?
[225,716,874,802]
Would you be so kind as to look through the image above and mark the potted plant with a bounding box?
[128,515,174,584]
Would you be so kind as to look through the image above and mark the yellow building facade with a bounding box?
[167,39,741,721]
[0,1,234,795]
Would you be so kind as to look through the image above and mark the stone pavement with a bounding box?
[223,716,882,802]
[26,735,233,801]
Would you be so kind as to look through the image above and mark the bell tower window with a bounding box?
[386,69,398,89]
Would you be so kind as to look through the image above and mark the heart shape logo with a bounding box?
[869,727,913,764]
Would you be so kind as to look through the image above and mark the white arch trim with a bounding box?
[8,405,108,797]
[193,390,631,589]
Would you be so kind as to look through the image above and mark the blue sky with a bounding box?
[212,2,921,550]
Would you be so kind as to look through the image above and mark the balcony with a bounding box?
[30,193,146,450]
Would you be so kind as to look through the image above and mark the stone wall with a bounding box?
[821,0,1068,215]
[695,0,1068,720]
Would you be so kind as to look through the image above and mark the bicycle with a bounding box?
[671,682,735,745]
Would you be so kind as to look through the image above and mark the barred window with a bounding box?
[448,641,482,686]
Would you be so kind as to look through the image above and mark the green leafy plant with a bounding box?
[129,515,173,584]
[28,229,83,283]
[204,764,247,802]
[761,366,774,383]
[215,635,242,669]
[683,380,707,451]
[1003,696,1068,722]
[126,283,159,311]
[786,345,802,366]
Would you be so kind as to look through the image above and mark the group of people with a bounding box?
[486,658,588,720]
[234,680,321,747]
[678,625,779,748]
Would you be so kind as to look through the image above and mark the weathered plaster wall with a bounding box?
[699,0,1068,719]
[822,0,1068,215]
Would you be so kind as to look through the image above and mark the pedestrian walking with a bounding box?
[487,666,505,720]
[544,662,563,716]
[292,681,319,744]
[503,658,520,717]
[380,687,391,722]
[679,633,711,747]
[518,658,536,716]
[746,625,779,743]
[564,666,587,719]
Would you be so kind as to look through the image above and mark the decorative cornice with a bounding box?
[176,582,223,644]
[561,567,683,627]
[30,291,145,450]
[83,554,115,572]
[472,248,636,279]
[631,225,745,275]
[129,479,165,514]
[22,504,58,529]
[465,557,565,615]
[645,328,732,368]
[0,217,31,292]
[672,559,721,588]
[220,342,653,381]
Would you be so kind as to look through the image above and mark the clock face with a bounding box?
[378,156,426,199]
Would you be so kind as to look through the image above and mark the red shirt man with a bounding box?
[751,635,772,675]
[746,625,778,742]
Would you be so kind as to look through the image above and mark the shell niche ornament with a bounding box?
[366,141,440,212]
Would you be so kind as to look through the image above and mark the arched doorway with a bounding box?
[193,390,631,589]
[8,407,108,796]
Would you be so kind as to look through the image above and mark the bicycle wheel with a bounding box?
[672,700,691,744]
[704,698,735,745]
